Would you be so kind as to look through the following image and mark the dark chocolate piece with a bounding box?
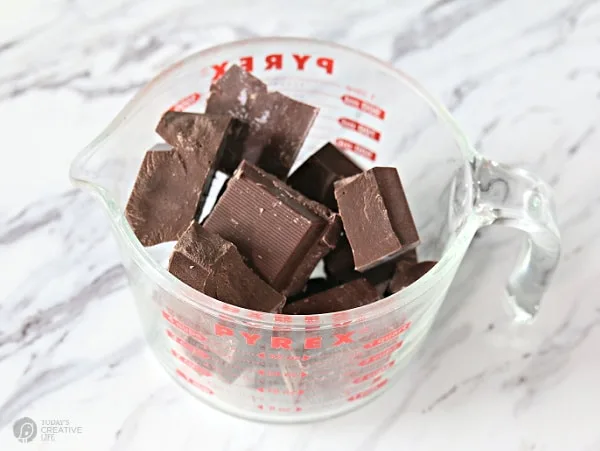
[156,111,248,175]
[323,232,355,281]
[288,277,334,302]
[168,222,285,313]
[325,233,411,295]
[288,143,362,210]
[204,161,341,296]
[206,65,267,121]
[388,261,437,294]
[283,278,379,315]
[206,65,319,179]
[334,167,420,271]
[125,143,212,246]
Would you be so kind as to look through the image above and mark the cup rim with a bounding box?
[72,36,481,328]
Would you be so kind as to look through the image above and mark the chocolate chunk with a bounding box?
[206,65,319,179]
[388,261,437,294]
[206,65,267,121]
[325,232,407,295]
[125,143,211,246]
[204,161,341,296]
[168,222,285,313]
[334,167,419,271]
[156,111,248,175]
[288,143,363,210]
[282,278,379,315]
[323,232,355,280]
[288,277,334,302]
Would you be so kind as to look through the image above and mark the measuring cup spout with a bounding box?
[69,139,110,195]
[69,104,138,208]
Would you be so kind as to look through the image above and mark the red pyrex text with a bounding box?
[209,54,335,81]
[163,309,410,351]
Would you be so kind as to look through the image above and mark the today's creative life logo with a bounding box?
[12,417,83,443]
[13,417,37,443]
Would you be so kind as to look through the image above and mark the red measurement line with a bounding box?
[175,369,214,395]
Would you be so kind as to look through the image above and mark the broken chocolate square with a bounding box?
[125,143,213,246]
[288,142,363,210]
[156,111,248,175]
[206,65,319,179]
[387,260,437,294]
[168,222,285,313]
[282,278,379,315]
[203,160,341,296]
[334,167,419,271]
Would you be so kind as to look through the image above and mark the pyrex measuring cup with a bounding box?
[69,38,561,423]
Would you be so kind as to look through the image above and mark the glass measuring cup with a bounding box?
[69,38,560,423]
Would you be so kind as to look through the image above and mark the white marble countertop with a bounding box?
[1,0,599,449]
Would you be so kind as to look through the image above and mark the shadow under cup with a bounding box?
[70,38,559,423]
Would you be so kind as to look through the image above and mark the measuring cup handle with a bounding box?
[472,157,561,321]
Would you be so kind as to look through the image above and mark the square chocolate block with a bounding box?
[334,167,419,271]
[203,161,341,296]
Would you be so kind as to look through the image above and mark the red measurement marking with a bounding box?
[175,369,214,395]
[171,349,212,377]
[256,387,305,395]
[352,361,395,384]
[347,379,388,402]
[247,311,264,320]
[335,138,377,161]
[341,94,386,120]
[165,329,210,359]
[162,310,207,342]
[221,304,240,314]
[358,341,403,367]
[338,117,381,142]
[258,352,310,361]
[168,92,201,112]
[256,405,303,412]
[274,314,293,323]
[257,369,308,378]
[364,322,411,349]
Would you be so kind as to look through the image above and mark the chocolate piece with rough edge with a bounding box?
[288,142,363,210]
[388,261,437,295]
[206,65,267,121]
[204,160,341,296]
[334,167,420,272]
[156,111,248,175]
[282,278,379,315]
[125,143,208,246]
[325,233,412,295]
[244,91,319,178]
[206,65,319,179]
[168,222,285,313]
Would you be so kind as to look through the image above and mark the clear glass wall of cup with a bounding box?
[69,38,561,423]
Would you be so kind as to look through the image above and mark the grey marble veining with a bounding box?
[1,0,599,449]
